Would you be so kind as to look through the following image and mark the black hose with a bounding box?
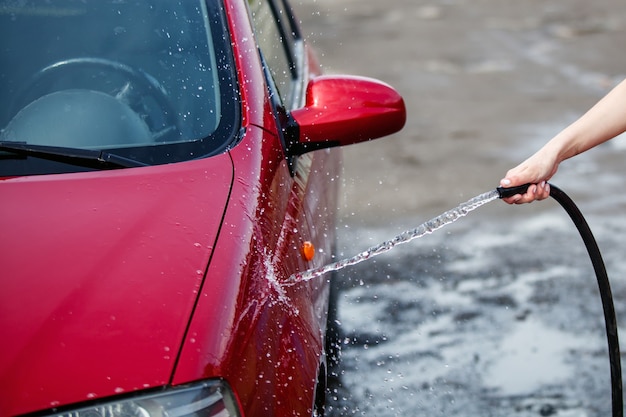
[498,183,622,416]
[549,185,622,417]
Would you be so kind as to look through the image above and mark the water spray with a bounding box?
[288,183,622,416]
[286,189,500,284]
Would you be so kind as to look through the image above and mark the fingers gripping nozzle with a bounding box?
[496,183,533,199]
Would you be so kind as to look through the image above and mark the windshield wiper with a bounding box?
[0,141,147,170]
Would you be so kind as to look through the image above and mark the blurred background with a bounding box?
[290,0,626,416]
[295,0,626,226]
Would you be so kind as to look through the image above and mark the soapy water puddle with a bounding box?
[324,205,626,416]
[482,318,589,395]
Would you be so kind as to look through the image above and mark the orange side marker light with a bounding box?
[301,241,315,261]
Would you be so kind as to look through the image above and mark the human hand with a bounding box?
[499,180,550,204]
[499,151,557,204]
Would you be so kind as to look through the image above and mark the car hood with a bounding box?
[0,155,233,416]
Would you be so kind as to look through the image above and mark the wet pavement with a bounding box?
[292,0,626,415]
[327,204,626,416]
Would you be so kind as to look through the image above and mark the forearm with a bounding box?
[550,79,626,163]
[500,79,626,204]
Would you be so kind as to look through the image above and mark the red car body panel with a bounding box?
[0,0,404,415]
[170,6,336,414]
[0,1,334,416]
[0,156,234,414]
[173,135,339,415]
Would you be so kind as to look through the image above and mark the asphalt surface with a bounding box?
[292,0,626,415]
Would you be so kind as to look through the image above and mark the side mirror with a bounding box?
[287,75,406,156]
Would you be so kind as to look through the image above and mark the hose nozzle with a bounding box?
[496,183,532,199]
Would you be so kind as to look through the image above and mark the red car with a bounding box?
[0,1,405,416]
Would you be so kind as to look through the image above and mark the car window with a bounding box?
[247,0,300,107]
[0,0,239,174]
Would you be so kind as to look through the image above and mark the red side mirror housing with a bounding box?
[288,75,406,155]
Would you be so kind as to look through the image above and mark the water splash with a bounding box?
[285,189,500,285]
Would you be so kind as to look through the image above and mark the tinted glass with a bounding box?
[248,0,295,104]
[0,0,239,174]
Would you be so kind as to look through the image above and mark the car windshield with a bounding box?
[0,0,239,174]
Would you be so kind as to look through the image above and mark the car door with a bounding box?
[248,0,338,277]
[237,1,339,414]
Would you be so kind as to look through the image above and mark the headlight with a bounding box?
[47,380,241,417]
